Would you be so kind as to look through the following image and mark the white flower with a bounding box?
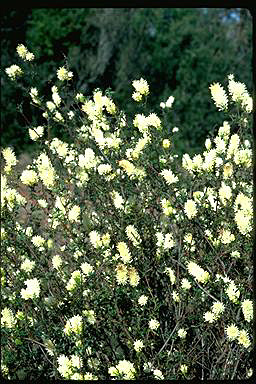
[153,369,164,379]
[203,311,215,323]
[133,339,144,352]
[184,199,197,219]
[20,169,38,185]
[149,319,160,330]
[52,255,62,269]
[68,205,80,222]
[5,64,23,80]
[32,235,45,248]
[20,259,35,273]
[16,44,27,59]
[138,295,148,306]
[241,299,253,322]
[57,66,73,81]
[132,78,149,95]
[165,267,176,284]
[81,262,93,276]
[1,308,16,328]
[160,169,178,184]
[209,82,228,111]
[181,278,192,290]
[178,328,187,338]
[21,278,40,300]
[165,96,175,108]
[225,324,239,340]
[211,301,225,316]
[38,199,48,208]
[28,126,44,141]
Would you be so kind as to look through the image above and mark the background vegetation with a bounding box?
[1,7,253,156]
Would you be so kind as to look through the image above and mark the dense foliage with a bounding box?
[1,43,253,380]
[1,8,252,155]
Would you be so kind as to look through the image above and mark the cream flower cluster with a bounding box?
[21,278,40,300]
[31,235,45,250]
[97,163,112,175]
[108,359,136,379]
[234,192,252,236]
[133,339,144,352]
[20,258,36,273]
[110,190,125,210]
[66,270,82,291]
[89,231,110,249]
[132,78,149,101]
[1,176,26,210]
[1,307,16,328]
[20,169,38,186]
[29,87,40,105]
[2,147,17,174]
[68,205,80,222]
[125,225,141,246]
[209,83,228,111]
[165,267,176,284]
[5,64,23,80]
[16,44,34,61]
[225,280,240,303]
[225,324,251,348]
[117,241,131,264]
[156,232,175,250]
[204,301,225,323]
[29,126,44,141]
[161,198,173,216]
[82,309,96,325]
[160,95,175,109]
[115,264,140,286]
[149,319,160,330]
[218,229,235,245]
[82,91,116,120]
[52,255,62,269]
[64,315,83,336]
[133,113,161,134]
[184,199,197,219]
[78,148,98,170]
[57,66,73,81]
[178,328,187,339]
[50,138,69,158]
[183,233,196,252]
[138,295,148,306]
[35,153,56,188]
[181,278,192,290]
[130,135,151,160]
[153,369,164,379]
[187,261,210,284]
[80,262,94,276]
[228,74,252,113]
[218,182,232,206]
[162,138,171,148]
[57,355,75,379]
[241,299,253,322]
[160,169,178,184]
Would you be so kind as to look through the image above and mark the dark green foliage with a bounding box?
[1,8,252,156]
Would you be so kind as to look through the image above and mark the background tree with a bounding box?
[1,7,252,155]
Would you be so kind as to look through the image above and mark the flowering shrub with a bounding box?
[1,45,253,380]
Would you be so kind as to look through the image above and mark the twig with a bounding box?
[169,256,219,302]
[231,351,242,380]
[153,323,178,362]
[201,336,204,380]
[23,338,57,368]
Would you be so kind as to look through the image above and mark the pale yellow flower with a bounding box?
[209,82,228,110]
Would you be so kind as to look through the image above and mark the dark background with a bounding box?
[1,8,253,156]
